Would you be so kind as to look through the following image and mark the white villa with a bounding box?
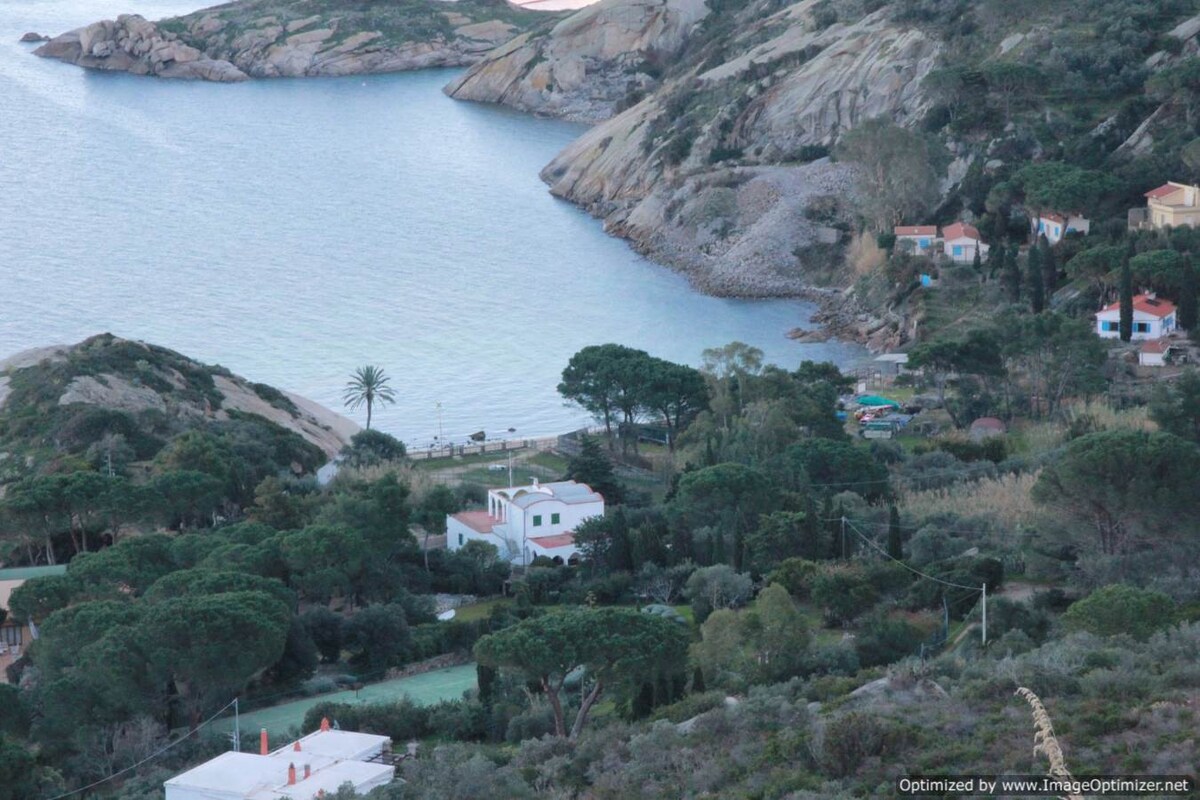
[1094,293,1178,340]
[1032,211,1090,245]
[894,225,939,255]
[164,722,395,800]
[942,222,989,263]
[446,479,604,566]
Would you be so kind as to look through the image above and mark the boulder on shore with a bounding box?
[20,32,49,43]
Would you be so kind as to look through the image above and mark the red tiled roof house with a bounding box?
[1143,182,1200,230]
[1094,294,1177,340]
[893,225,939,255]
[941,222,989,263]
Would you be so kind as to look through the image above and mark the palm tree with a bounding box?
[343,365,397,430]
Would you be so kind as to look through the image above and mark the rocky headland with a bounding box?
[448,0,937,319]
[34,0,554,81]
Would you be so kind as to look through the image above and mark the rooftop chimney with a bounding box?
[260,728,268,756]
[287,763,296,786]
[304,763,311,780]
[320,717,331,732]
[293,740,301,752]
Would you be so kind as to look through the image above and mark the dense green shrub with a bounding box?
[1064,584,1177,639]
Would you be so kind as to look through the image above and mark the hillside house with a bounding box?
[941,222,989,263]
[894,225,939,255]
[1032,212,1090,244]
[164,721,395,800]
[1094,294,1177,340]
[1138,182,1200,230]
[446,479,603,566]
[0,565,67,682]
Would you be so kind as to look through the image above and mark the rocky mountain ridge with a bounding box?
[33,0,550,81]
[450,0,939,301]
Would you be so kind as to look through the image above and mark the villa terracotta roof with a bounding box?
[528,533,576,549]
[1040,212,1066,224]
[1100,294,1177,318]
[942,221,981,241]
[1145,183,1180,199]
[452,511,497,534]
[895,225,938,236]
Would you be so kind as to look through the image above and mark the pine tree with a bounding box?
[609,506,633,572]
[712,528,727,566]
[1004,243,1022,303]
[1028,246,1045,313]
[986,240,1002,280]
[1180,258,1198,331]
[566,434,623,503]
[1119,257,1134,342]
[971,246,982,279]
[1039,234,1058,298]
[887,505,903,561]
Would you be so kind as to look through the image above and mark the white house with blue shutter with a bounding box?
[1094,293,1177,340]
[1033,211,1090,245]
[446,479,604,566]
[894,225,939,255]
[942,222,989,263]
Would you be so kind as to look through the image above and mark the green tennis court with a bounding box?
[220,664,477,739]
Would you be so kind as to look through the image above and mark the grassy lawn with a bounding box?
[218,664,477,739]
[528,451,569,473]
[457,465,544,487]
[453,597,512,622]
[411,449,516,471]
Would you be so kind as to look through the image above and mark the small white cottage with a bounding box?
[1032,212,1090,245]
[894,225,939,255]
[1094,294,1177,341]
[941,222,988,263]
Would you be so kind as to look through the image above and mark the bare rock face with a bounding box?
[34,4,530,82]
[445,0,710,123]
[35,15,248,81]
[535,5,940,296]
[20,32,49,43]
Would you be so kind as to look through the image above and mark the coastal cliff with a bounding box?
[450,0,939,300]
[445,0,709,123]
[34,0,552,81]
[442,0,1200,349]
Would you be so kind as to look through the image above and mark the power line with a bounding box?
[842,518,983,592]
[825,517,1019,539]
[42,697,239,800]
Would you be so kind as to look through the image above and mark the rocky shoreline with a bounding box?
[31,4,541,81]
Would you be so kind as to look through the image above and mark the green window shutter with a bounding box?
[458,533,463,546]
[533,515,542,527]
[551,513,560,525]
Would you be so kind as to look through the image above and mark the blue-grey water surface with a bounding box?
[0,0,865,445]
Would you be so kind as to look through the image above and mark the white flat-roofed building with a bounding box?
[446,478,603,566]
[165,725,394,800]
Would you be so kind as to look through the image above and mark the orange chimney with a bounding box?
[304,763,311,780]
[320,717,331,732]
[287,763,296,786]
[293,740,301,752]
[260,728,268,756]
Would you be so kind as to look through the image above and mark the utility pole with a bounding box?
[233,698,240,752]
[981,583,988,647]
[436,402,444,452]
[841,516,847,560]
